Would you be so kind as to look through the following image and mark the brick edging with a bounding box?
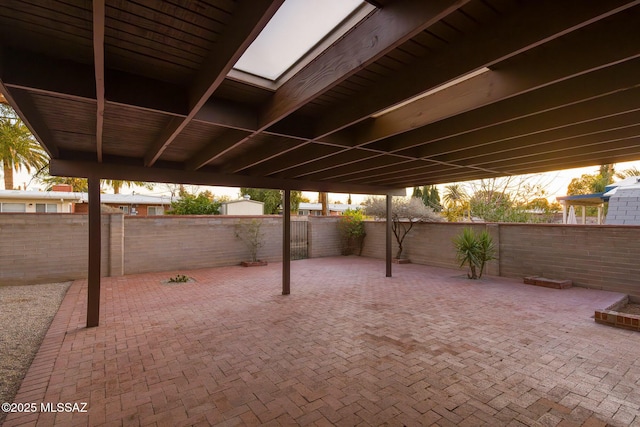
[3,280,84,426]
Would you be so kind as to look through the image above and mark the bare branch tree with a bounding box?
[364,197,442,259]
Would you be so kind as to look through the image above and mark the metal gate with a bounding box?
[290,220,308,260]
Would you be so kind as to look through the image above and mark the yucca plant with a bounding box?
[453,228,495,279]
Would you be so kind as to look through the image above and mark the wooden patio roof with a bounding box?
[1,0,640,195]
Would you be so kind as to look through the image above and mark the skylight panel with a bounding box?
[233,0,366,81]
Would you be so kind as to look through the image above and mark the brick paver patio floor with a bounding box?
[4,257,640,426]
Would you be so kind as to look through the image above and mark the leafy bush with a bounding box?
[167,190,221,215]
[338,209,366,255]
[453,228,496,279]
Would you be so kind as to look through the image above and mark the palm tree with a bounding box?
[443,184,470,221]
[443,184,468,207]
[102,179,153,194]
[0,104,48,190]
[616,166,640,180]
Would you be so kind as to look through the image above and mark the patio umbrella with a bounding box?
[567,205,577,224]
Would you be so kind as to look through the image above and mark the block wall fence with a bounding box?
[1,214,638,298]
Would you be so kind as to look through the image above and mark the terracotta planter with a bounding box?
[241,260,268,267]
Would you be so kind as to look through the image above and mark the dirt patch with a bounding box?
[615,303,640,315]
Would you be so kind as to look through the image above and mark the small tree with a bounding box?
[364,197,442,259]
[338,209,366,255]
[240,188,302,214]
[235,219,265,262]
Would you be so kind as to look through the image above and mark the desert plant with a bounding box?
[453,228,495,279]
[235,219,265,262]
[338,209,366,255]
[168,274,190,283]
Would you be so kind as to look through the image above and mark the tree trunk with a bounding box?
[468,264,478,279]
[395,245,403,259]
[3,162,14,190]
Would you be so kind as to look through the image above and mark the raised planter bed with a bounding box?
[595,296,640,331]
[523,276,572,289]
[241,260,268,267]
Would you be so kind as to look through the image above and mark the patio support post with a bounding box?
[87,176,101,328]
[386,194,392,278]
[283,189,291,295]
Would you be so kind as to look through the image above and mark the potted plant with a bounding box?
[235,219,267,266]
[453,227,495,279]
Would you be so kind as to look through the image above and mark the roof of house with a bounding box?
[0,190,171,205]
[299,203,361,212]
[2,1,639,194]
[222,199,264,206]
[556,176,640,205]
[0,189,83,201]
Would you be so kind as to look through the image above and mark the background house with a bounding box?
[0,184,171,216]
[0,188,80,213]
[604,176,640,225]
[298,202,362,216]
[74,193,172,216]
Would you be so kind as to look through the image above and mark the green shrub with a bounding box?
[338,209,366,255]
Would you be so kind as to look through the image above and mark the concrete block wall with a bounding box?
[498,224,640,297]
[123,216,283,274]
[0,213,114,285]
[362,221,499,276]
[2,214,639,299]
[362,221,640,299]
[307,216,342,258]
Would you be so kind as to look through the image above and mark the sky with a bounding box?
[233,0,363,80]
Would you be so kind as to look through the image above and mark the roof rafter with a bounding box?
[187,0,470,170]
[143,0,284,167]
[220,0,640,176]
[93,0,105,162]
[313,0,640,138]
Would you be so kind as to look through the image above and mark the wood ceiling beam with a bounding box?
[378,58,640,154]
[356,138,640,187]
[0,87,59,158]
[240,19,640,179]
[470,135,640,171]
[265,63,640,181]
[92,0,105,162]
[353,10,640,146]
[185,129,252,171]
[49,159,406,196]
[196,0,469,173]
[313,0,640,139]
[503,146,640,176]
[431,114,640,166]
[1,50,262,132]
[257,0,470,130]
[143,0,284,167]
[264,148,383,179]
[317,91,640,184]
[408,87,640,159]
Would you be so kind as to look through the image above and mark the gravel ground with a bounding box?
[0,282,70,424]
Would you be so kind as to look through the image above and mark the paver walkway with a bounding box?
[4,257,640,426]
